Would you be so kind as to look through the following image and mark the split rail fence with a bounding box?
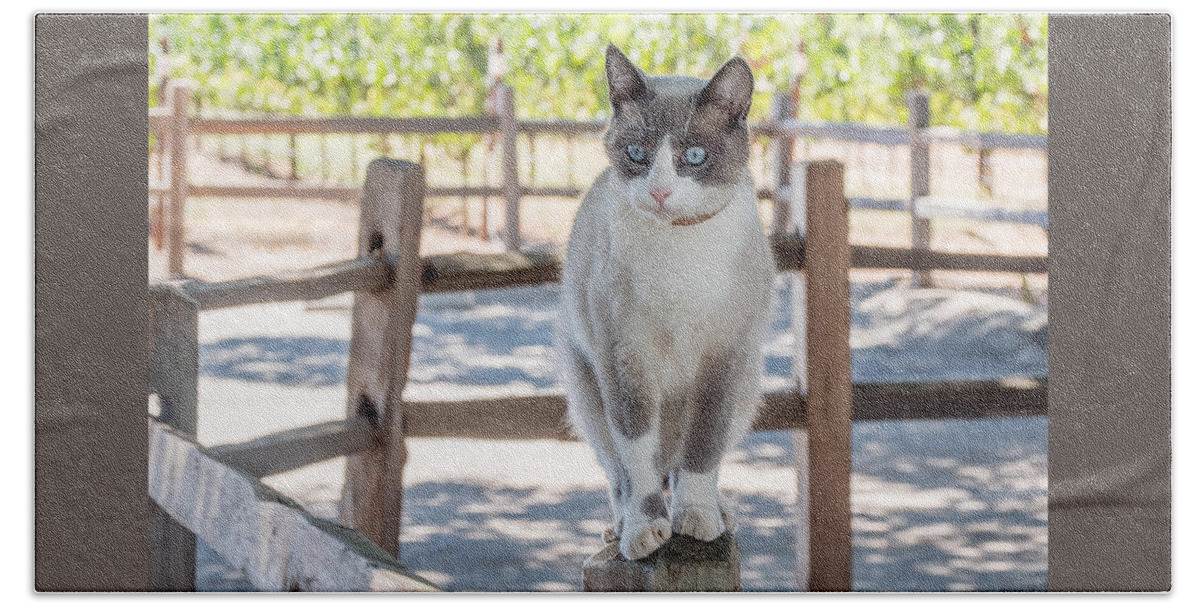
[149,81,1047,282]
[148,154,1047,591]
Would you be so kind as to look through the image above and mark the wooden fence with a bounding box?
[148,80,1047,278]
[147,156,1047,591]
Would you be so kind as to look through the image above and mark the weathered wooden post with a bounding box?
[166,81,191,277]
[498,84,521,252]
[288,133,298,181]
[148,282,201,591]
[906,90,932,288]
[977,146,994,198]
[352,134,361,185]
[582,533,741,592]
[770,93,798,236]
[802,160,853,591]
[787,160,811,590]
[320,135,329,182]
[339,159,426,559]
[479,37,507,243]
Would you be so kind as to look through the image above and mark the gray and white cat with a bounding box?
[557,45,775,560]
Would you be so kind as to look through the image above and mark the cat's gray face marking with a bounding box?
[681,348,736,473]
[602,45,753,224]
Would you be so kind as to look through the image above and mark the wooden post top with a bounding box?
[582,533,741,592]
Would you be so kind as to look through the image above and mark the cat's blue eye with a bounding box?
[684,146,708,165]
[626,144,647,162]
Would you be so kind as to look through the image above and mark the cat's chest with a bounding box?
[615,220,740,319]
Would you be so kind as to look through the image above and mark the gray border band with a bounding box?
[1047,14,1171,592]
[34,14,149,591]
[31,13,1173,592]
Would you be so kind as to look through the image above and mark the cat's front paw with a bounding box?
[620,518,671,560]
[672,504,725,541]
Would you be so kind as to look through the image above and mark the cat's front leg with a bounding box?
[602,358,672,560]
[671,348,757,541]
[671,467,726,541]
[612,433,671,559]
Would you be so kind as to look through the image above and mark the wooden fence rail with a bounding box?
[149,419,439,592]
[149,108,1047,150]
[183,256,390,310]
[198,377,1046,479]
[168,234,1046,310]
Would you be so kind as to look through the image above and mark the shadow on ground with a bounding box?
[198,419,1045,592]
[200,337,348,387]
[200,281,1047,392]
[848,417,1047,591]
[193,281,1047,591]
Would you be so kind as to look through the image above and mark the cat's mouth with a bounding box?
[629,201,675,225]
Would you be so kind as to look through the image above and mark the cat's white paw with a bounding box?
[673,504,726,541]
[620,518,671,560]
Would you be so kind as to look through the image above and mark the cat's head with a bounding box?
[603,44,754,226]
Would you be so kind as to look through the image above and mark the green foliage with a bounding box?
[150,13,1047,133]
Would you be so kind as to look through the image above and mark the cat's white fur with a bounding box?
[558,59,774,560]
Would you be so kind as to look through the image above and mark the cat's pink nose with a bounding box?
[649,187,672,205]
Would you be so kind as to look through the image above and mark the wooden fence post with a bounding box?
[498,84,521,252]
[339,159,426,559]
[148,282,200,591]
[167,82,191,277]
[787,161,811,591]
[803,161,853,591]
[977,146,994,198]
[771,93,798,235]
[289,133,298,181]
[582,533,741,592]
[906,90,932,288]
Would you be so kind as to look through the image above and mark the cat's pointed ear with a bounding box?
[605,44,647,106]
[698,56,754,123]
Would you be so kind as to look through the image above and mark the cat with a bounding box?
[557,45,775,561]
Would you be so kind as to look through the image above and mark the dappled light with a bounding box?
[195,420,1045,591]
[198,280,1047,400]
[851,418,1047,591]
[201,337,348,387]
